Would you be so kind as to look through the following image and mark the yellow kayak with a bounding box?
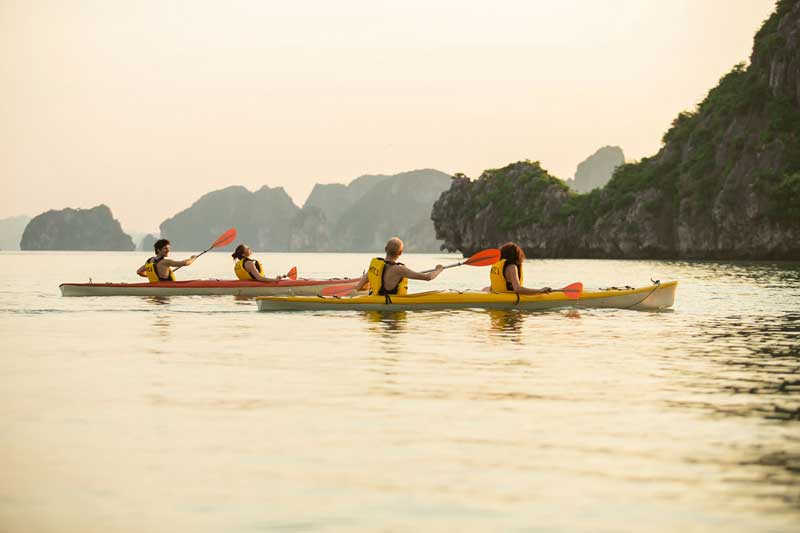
[256,281,677,312]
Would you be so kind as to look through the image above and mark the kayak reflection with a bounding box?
[487,310,526,341]
[363,310,407,336]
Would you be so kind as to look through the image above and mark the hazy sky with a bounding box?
[1,0,776,233]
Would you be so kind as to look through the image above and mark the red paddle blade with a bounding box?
[211,228,237,249]
[286,266,298,280]
[558,282,583,300]
[320,283,358,297]
[464,248,501,267]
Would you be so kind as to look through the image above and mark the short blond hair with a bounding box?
[385,237,404,255]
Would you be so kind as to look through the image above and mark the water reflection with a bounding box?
[145,296,170,306]
[661,307,800,507]
[147,314,173,351]
[667,311,799,416]
[363,311,407,338]
[487,310,526,342]
[667,260,800,285]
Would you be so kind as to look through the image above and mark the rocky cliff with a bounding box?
[567,146,625,193]
[288,206,333,252]
[433,0,800,260]
[0,215,31,250]
[304,174,391,224]
[157,169,451,253]
[160,185,299,251]
[20,205,135,251]
[328,169,452,252]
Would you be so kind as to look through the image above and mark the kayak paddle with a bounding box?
[420,248,501,273]
[174,227,237,271]
[282,266,298,280]
[554,282,583,299]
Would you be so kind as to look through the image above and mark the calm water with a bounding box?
[1,251,798,532]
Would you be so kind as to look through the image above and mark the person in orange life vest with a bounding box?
[136,239,197,282]
[354,237,444,296]
[489,242,551,295]
[231,244,286,282]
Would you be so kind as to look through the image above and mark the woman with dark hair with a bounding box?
[489,242,551,295]
[231,244,286,283]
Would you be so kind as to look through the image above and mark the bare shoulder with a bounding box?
[392,264,416,276]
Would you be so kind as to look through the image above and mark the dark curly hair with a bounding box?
[231,244,248,260]
[154,239,170,254]
[499,242,525,268]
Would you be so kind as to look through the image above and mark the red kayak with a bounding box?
[59,278,361,297]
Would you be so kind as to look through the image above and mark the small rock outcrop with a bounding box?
[139,234,158,252]
[0,215,31,250]
[567,146,625,193]
[20,205,135,251]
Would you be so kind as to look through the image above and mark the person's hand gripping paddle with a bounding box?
[553,281,583,299]
[280,267,298,281]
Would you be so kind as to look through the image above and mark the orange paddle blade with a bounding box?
[464,248,500,267]
[558,282,583,300]
[211,228,237,249]
[286,266,298,280]
[320,283,358,297]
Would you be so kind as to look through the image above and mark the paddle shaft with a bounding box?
[173,248,209,271]
[420,260,468,274]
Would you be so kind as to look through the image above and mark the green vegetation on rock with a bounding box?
[433,0,800,259]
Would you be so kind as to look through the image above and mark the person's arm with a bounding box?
[245,260,282,283]
[505,264,551,295]
[354,272,369,291]
[392,264,444,283]
[136,264,148,278]
[160,256,197,268]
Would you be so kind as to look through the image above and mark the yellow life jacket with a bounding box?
[234,258,265,281]
[145,256,175,283]
[367,257,408,297]
[489,259,524,292]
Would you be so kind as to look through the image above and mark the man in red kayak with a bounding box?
[354,237,444,301]
[136,239,197,282]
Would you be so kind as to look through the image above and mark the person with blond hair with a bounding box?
[354,237,444,300]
